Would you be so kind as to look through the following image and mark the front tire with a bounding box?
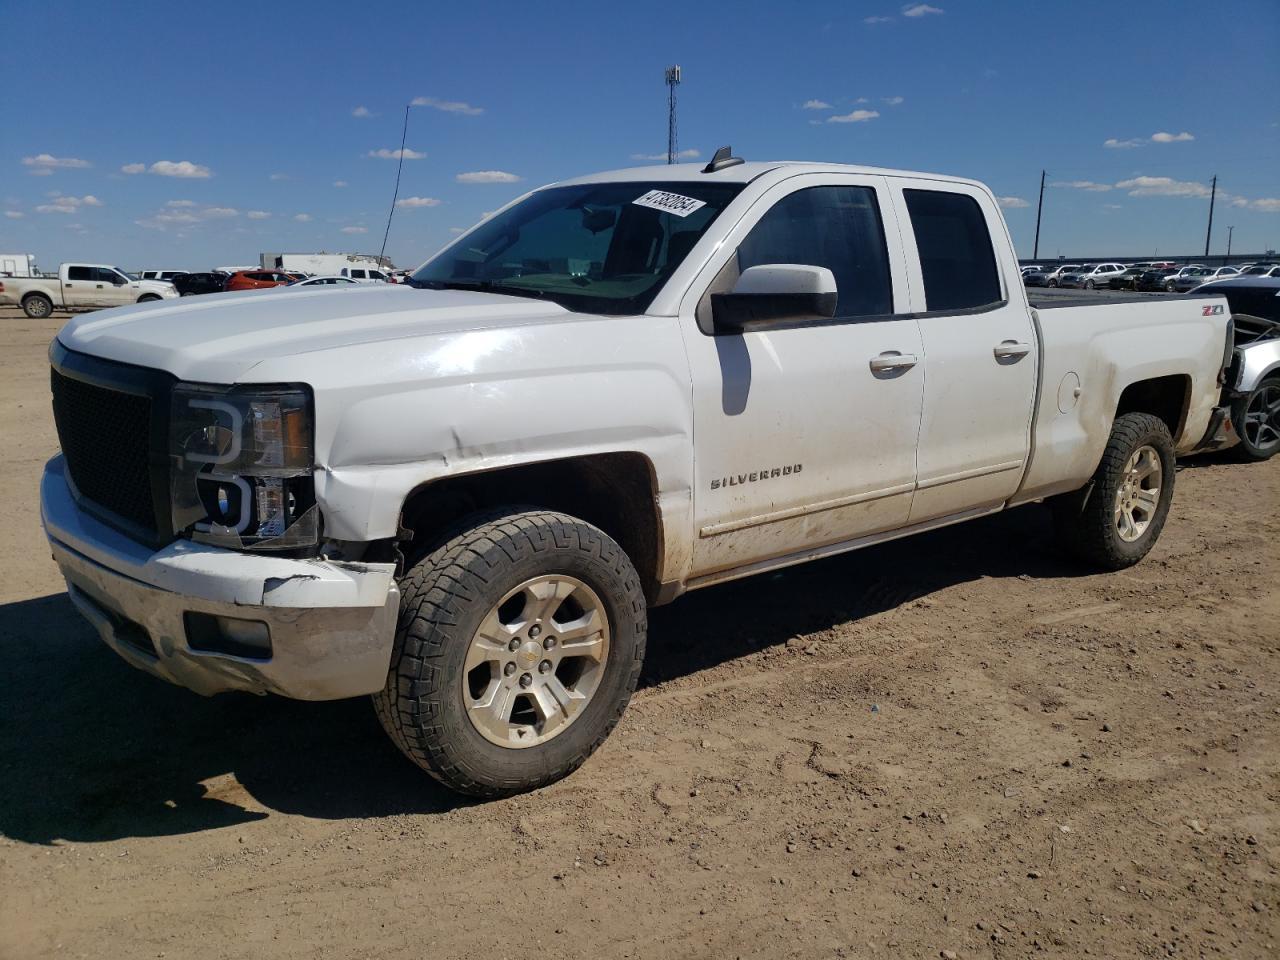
[1050,412,1176,570]
[1232,375,1280,461]
[1085,279,1096,290]
[22,293,53,319]
[374,509,647,798]
[138,294,161,303]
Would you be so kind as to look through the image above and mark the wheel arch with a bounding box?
[396,452,666,603]
[1115,373,1191,443]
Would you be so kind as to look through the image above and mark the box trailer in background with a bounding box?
[0,254,39,277]
[259,252,391,276]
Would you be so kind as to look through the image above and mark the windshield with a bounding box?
[411,181,743,314]
[116,268,139,281]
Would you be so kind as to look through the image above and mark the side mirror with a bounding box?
[711,264,838,331]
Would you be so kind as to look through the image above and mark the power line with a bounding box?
[379,104,411,265]
[1033,169,1046,260]
[1203,174,1217,257]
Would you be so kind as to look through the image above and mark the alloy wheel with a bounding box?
[462,574,610,748]
[1114,444,1162,543]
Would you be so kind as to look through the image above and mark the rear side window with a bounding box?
[903,189,1002,312]
[68,266,92,281]
[737,185,893,318]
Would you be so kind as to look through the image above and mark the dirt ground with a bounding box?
[1,305,1277,960]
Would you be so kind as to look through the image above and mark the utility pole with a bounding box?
[665,65,682,165]
[1226,225,1234,259]
[1204,174,1217,257]
[1033,169,1046,261]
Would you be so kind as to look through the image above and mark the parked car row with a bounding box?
[1022,260,1280,293]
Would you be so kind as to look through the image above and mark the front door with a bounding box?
[887,182,1037,523]
[681,175,925,580]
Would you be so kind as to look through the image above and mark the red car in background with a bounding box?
[224,269,304,292]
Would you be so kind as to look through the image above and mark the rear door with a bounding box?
[63,265,110,307]
[888,181,1037,523]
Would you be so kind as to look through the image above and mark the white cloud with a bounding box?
[855,97,869,104]
[1151,131,1194,143]
[352,106,372,118]
[412,96,484,115]
[270,172,289,181]
[247,210,271,220]
[802,99,832,110]
[4,210,24,219]
[201,207,238,218]
[456,170,522,183]
[35,194,102,214]
[1104,138,1143,149]
[367,148,426,160]
[121,163,146,174]
[629,149,701,161]
[165,199,196,208]
[149,160,212,178]
[293,213,312,222]
[341,226,368,234]
[396,196,443,208]
[996,196,1030,209]
[333,180,348,187]
[1250,198,1280,212]
[1116,175,1211,198]
[864,15,893,23]
[1051,180,1113,192]
[901,3,943,16]
[827,109,880,123]
[882,96,904,106]
[22,154,91,172]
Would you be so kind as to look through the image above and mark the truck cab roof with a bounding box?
[555,159,986,191]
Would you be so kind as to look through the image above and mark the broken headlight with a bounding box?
[169,383,317,551]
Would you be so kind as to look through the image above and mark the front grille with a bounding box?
[51,367,157,533]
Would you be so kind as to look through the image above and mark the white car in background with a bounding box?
[1060,262,1127,290]
[340,267,391,283]
[139,270,189,282]
[277,275,359,289]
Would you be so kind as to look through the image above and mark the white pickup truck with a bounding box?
[41,152,1234,797]
[2,263,178,318]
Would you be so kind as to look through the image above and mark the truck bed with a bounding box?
[1029,289,1218,310]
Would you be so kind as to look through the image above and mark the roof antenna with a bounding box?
[702,146,744,174]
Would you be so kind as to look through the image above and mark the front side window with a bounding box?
[412,181,742,315]
[736,185,893,318]
[903,190,1002,312]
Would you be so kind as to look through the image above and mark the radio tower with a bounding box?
[665,65,681,164]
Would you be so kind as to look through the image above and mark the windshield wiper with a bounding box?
[412,278,550,301]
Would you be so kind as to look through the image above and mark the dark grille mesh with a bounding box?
[50,369,157,533]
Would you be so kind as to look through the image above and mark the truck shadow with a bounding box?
[0,503,1082,844]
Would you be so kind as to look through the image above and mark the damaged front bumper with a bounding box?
[41,455,399,700]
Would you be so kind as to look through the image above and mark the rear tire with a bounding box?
[1050,412,1176,570]
[373,508,647,798]
[22,293,53,319]
[1232,375,1280,461]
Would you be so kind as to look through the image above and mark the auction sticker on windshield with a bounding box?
[632,189,707,218]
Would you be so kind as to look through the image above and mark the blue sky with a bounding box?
[2,0,1277,270]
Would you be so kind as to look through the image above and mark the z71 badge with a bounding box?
[1202,304,1224,316]
[711,464,803,490]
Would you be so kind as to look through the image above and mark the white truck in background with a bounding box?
[41,152,1233,799]
[259,251,390,277]
[1,263,179,317]
[1,253,39,277]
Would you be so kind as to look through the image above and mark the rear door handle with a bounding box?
[869,351,918,372]
[993,340,1032,360]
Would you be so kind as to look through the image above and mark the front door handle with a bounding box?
[869,351,918,373]
[993,340,1032,360]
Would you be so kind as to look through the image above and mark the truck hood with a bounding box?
[55,285,572,383]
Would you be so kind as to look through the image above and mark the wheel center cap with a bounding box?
[517,640,542,669]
